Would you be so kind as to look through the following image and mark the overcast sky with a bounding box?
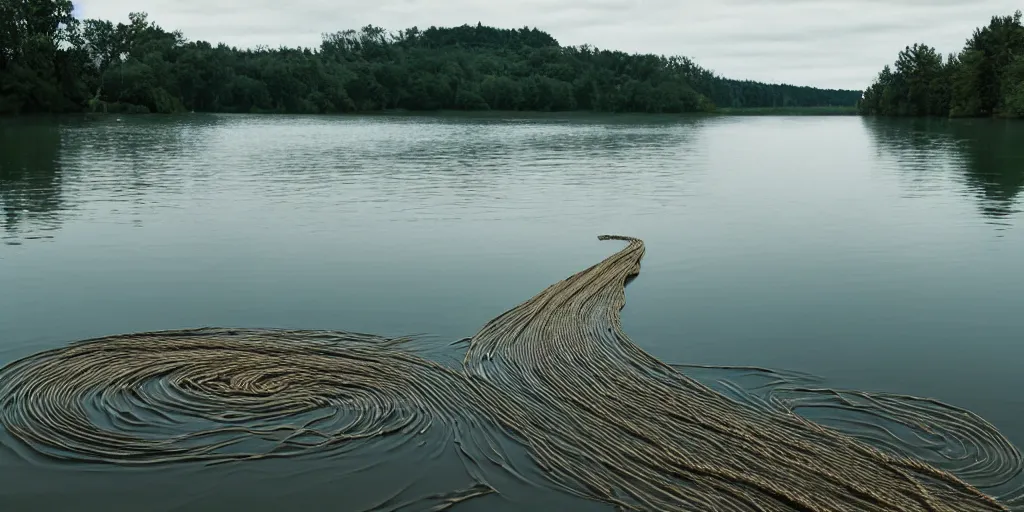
[74,1,1022,90]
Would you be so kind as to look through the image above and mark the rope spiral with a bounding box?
[1,236,1020,511]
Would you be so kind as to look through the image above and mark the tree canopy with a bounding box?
[2,2,861,115]
[859,10,1024,117]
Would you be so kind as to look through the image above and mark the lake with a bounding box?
[1,113,1022,511]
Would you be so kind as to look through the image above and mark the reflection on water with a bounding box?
[0,122,64,244]
[863,118,1024,225]
[3,115,1020,247]
[0,115,716,256]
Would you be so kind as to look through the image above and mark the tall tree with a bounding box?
[862,10,1024,118]
[1,0,81,113]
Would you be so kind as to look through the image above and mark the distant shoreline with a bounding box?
[712,106,858,116]
[19,105,1024,122]
[4,8,861,116]
[11,106,860,121]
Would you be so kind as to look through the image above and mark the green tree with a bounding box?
[863,10,1024,118]
[1,0,82,113]
[1002,55,1024,116]
[3,5,864,116]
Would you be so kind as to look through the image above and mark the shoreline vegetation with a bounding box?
[62,105,859,119]
[713,106,858,116]
[858,10,1024,118]
[2,3,861,116]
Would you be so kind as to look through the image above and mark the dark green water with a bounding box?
[1,114,1022,511]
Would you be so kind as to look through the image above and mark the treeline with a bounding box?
[1,1,861,115]
[859,10,1024,117]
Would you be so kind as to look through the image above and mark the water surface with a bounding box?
[1,113,1022,511]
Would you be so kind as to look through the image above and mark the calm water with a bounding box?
[1,113,1023,511]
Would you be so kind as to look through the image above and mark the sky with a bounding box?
[73,0,1023,91]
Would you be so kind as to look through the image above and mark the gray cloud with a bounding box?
[75,0,1022,90]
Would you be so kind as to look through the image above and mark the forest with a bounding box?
[859,10,1024,117]
[1,1,862,115]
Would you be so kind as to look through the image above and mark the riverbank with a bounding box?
[13,106,860,121]
[714,106,858,116]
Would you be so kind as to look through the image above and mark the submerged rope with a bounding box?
[0,236,1020,511]
[0,330,481,465]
